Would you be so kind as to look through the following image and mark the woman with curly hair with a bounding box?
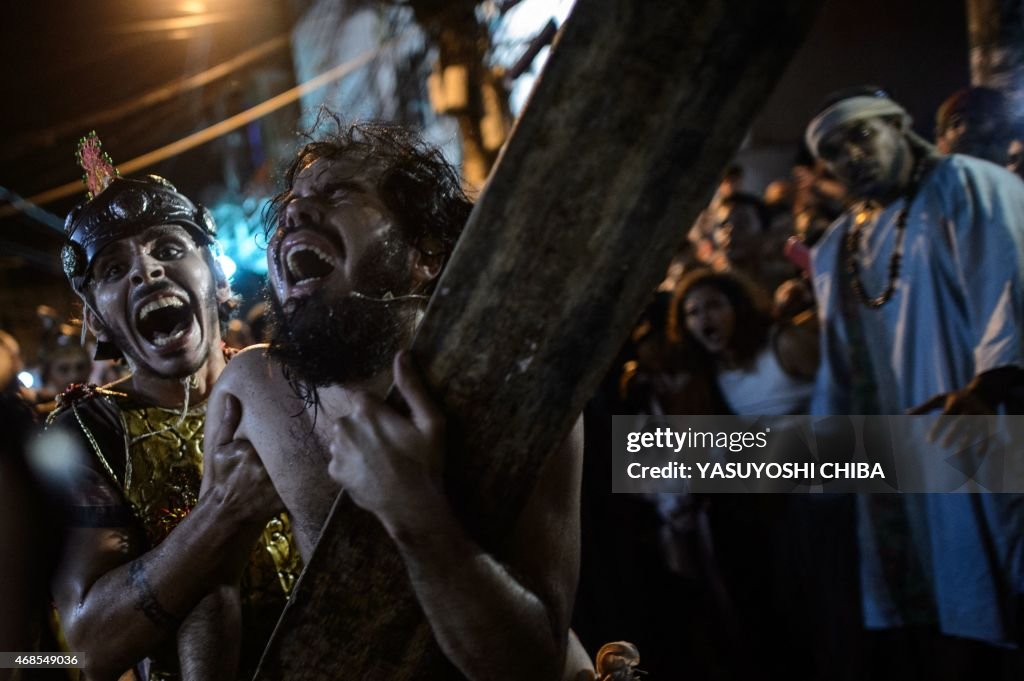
[667,268,818,415]
[658,268,824,679]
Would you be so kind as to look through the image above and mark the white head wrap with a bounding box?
[805,95,911,158]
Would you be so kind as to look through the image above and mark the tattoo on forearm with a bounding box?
[128,560,179,629]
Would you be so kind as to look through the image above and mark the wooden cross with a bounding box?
[254,0,822,678]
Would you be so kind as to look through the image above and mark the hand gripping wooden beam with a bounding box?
[254,1,821,678]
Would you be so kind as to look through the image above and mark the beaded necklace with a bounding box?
[843,153,930,308]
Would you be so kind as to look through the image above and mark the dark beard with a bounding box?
[266,239,415,391]
[267,293,410,389]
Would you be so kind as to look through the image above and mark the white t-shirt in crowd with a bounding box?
[716,346,812,415]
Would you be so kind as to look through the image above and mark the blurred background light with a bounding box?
[210,198,271,275]
[216,253,237,279]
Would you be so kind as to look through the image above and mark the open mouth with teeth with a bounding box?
[136,296,196,348]
[699,325,727,349]
[286,244,336,285]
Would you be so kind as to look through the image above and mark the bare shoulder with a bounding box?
[504,415,584,553]
[209,344,298,444]
[505,414,583,625]
[219,344,278,395]
[514,417,583,526]
[540,415,584,513]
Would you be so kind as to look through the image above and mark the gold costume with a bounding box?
[118,401,301,597]
[54,389,301,680]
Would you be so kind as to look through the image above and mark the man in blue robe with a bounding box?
[805,86,1024,674]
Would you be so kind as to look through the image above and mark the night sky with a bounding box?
[0,0,971,218]
[756,0,969,145]
[0,0,974,340]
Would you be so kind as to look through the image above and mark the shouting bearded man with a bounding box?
[208,121,587,680]
[48,159,300,681]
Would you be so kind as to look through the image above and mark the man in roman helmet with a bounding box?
[48,134,300,681]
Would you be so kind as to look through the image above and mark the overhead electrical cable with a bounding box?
[1,34,407,220]
[2,34,292,163]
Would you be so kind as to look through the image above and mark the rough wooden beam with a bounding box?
[255,1,822,679]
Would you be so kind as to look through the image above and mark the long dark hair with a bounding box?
[265,114,472,410]
[668,268,772,373]
[266,113,472,293]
